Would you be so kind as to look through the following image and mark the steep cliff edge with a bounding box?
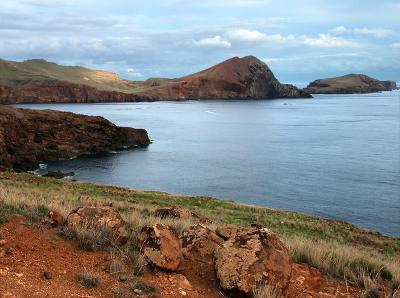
[304,74,397,94]
[138,56,311,100]
[0,106,150,171]
[0,56,311,103]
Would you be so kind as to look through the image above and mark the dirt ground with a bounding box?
[0,215,223,298]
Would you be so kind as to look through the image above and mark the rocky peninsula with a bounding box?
[0,56,311,104]
[0,106,150,171]
[304,74,397,94]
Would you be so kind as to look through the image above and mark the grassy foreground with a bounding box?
[0,171,399,293]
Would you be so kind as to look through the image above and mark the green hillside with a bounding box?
[0,58,141,92]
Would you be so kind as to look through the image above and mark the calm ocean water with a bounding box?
[16,91,400,236]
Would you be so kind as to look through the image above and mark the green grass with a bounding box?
[1,171,399,292]
[0,201,49,225]
[0,58,143,93]
[0,171,398,255]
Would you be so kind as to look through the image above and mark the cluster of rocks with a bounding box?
[43,205,310,297]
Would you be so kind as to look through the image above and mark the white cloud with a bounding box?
[194,35,231,48]
[331,26,392,38]
[301,34,360,48]
[391,43,400,49]
[228,29,295,44]
[263,52,364,64]
[126,68,143,77]
[228,29,267,42]
[331,26,347,33]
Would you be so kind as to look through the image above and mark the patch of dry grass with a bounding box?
[76,267,100,288]
[1,171,399,293]
[252,281,283,298]
[284,236,400,292]
[59,224,115,251]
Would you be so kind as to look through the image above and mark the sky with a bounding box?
[0,0,399,83]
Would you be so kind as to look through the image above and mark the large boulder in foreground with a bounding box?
[304,74,397,94]
[154,207,193,219]
[66,206,128,244]
[181,224,223,260]
[154,206,213,224]
[138,224,183,271]
[0,106,150,171]
[215,228,292,297]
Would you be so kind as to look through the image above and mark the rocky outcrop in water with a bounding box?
[0,56,311,103]
[304,74,397,94]
[0,106,150,171]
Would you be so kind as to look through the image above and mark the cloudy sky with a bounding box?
[1,0,399,83]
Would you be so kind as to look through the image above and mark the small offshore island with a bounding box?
[0,55,399,298]
[304,74,397,94]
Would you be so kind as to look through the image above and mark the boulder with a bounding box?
[181,224,223,260]
[216,224,261,240]
[138,224,183,271]
[214,228,292,297]
[154,206,213,224]
[66,206,128,244]
[154,207,193,219]
[47,210,65,226]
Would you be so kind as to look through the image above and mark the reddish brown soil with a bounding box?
[0,214,362,298]
[287,264,361,297]
[0,215,223,298]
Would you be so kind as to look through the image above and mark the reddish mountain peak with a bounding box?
[182,55,271,83]
[0,55,311,102]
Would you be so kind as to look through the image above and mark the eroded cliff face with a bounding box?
[0,81,151,104]
[304,74,397,94]
[143,56,311,100]
[0,106,150,171]
[0,56,311,103]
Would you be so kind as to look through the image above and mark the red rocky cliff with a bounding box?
[0,106,150,171]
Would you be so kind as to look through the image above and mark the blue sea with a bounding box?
[16,91,400,236]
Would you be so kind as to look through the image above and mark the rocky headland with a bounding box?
[304,74,397,94]
[0,106,150,171]
[0,56,311,104]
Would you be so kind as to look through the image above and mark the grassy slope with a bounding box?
[0,59,143,93]
[312,74,379,90]
[0,171,399,290]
